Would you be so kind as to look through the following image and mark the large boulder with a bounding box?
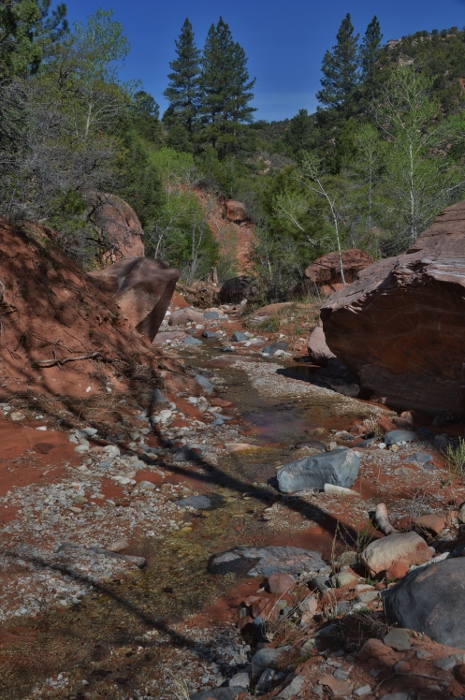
[218,276,259,304]
[321,201,465,416]
[84,191,145,262]
[224,199,247,222]
[91,257,180,341]
[383,559,465,649]
[305,249,373,293]
[277,447,360,493]
[307,326,336,366]
[360,532,432,576]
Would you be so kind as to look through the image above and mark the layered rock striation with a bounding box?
[321,201,465,416]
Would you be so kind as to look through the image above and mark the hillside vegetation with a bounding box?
[2,4,465,299]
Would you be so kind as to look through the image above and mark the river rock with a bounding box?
[361,532,432,576]
[169,307,205,326]
[190,688,244,700]
[277,448,360,493]
[232,331,247,342]
[384,430,417,446]
[383,559,465,648]
[195,375,214,394]
[176,495,212,510]
[262,341,289,357]
[184,336,202,346]
[321,201,465,417]
[209,546,325,577]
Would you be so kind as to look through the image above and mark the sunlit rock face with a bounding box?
[321,200,465,416]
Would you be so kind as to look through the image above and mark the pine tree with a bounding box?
[360,16,382,81]
[198,17,255,158]
[164,18,200,135]
[316,13,360,116]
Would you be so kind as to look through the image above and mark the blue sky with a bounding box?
[64,0,465,121]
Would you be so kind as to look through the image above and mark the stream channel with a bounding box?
[0,345,384,699]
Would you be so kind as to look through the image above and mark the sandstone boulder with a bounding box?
[305,249,373,291]
[85,191,145,262]
[168,308,205,326]
[360,532,432,576]
[218,276,259,304]
[383,559,465,649]
[321,201,465,416]
[307,326,336,366]
[91,257,180,341]
[224,199,247,222]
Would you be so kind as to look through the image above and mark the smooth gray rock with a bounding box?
[406,451,434,464]
[384,430,417,445]
[184,336,203,346]
[383,559,465,649]
[383,628,411,651]
[251,647,289,680]
[204,311,220,319]
[176,495,212,510]
[232,331,247,342]
[190,688,244,700]
[151,388,170,404]
[202,331,218,338]
[195,374,214,394]
[262,341,289,356]
[277,447,360,493]
[209,545,325,577]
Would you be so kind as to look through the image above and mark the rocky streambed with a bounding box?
[0,307,465,700]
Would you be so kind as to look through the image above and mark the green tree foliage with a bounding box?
[360,16,382,81]
[0,0,67,78]
[316,13,360,116]
[164,18,200,136]
[198,17,255,158]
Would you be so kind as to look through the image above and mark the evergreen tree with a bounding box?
[198,17,255,158]
[360,16,382,81]
[163,18,200,135]
[316,13,360,116]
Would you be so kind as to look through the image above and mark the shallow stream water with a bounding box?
[0,353,376,699]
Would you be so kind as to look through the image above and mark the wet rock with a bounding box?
[361,532,432,575]
[184,336,203,346]
[383,628,411,651]
[190,689,244,700]
[383,559,465,648]
[384,430,417,446]
[277,447,360,493]
[202,331,218,339]
[195,375,214,394]
[262,342,289,357]
[232,331,247,342]
[209,546,325,577]
[176,495,212,510]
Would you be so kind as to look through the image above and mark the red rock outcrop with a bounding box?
[92,257,180,341]
[85,191,145,262]
[305,249,373,293]
[321,201,465,416]
[224,199,247,222]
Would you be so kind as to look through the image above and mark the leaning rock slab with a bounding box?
[383,559,465,649]
[277,447,360,493]
[209,546,325,577]
[361,532,432,576]
[321,200,465,416]
[91,257,180,341]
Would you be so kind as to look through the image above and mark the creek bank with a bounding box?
[0,296,465,699]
